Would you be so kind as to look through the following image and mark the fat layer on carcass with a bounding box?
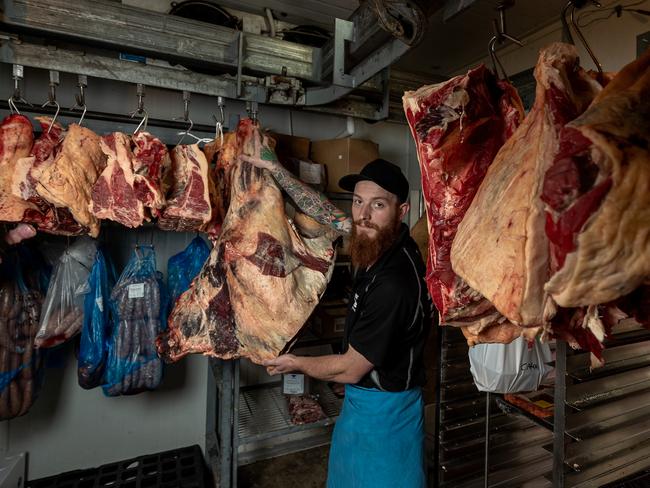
[451,43,602,328]
[157,119,335,364]
[35,124,107,237]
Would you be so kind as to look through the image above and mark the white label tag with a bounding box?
[282,373,305,395]
[95,296,104,312]
[128,283,145,299]
[299,161,322,184]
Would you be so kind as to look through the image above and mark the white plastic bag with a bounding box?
[469,336,553,393]
[35,237,97,348]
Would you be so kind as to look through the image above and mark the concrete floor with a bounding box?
[238,445,329,488]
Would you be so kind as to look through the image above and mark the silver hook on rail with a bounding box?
[487,1,523,82]
[8,64,31,115]
[129,83,149,134]
[41,70,61,134]
[71,74,88,126]
[562,1,604,77]
[213,96,226,146]
[175,90,194,146]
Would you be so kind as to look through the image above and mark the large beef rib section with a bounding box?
[543,48,650,308]
[91,132,146,228]
[157,144,211,232]
[157,119,335,364]
[451,43,602,328]
[404,65,525,327]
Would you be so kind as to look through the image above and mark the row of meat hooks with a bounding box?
[487,0,606,83]
[6,70,242,145]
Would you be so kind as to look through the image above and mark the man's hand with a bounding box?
[262,354,299,376]
[5,224,36,245]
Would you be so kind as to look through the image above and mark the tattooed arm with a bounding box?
[241,140,351,235]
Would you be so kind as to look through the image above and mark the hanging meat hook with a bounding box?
[8,64,31,115]
[561,1,604,77]
[213,96,226,147]
[129,83,149,134]
[488,1,524,82]
[70,75,88,126]
[41,70,61,134]
[175,90,194,146]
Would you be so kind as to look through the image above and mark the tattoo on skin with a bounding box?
[266,159,351,235]
[261,146,276,162]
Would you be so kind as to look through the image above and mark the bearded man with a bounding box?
[244,146,431,488]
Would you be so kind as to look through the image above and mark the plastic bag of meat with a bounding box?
[78,248,117,389]
[35,237,97,348]
[167,236,211,307]
[0,247,47,420]
[103,245,167,396]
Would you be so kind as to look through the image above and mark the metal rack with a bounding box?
[208,340,343,488]
[551,321,650,487]
[434,326,553,488]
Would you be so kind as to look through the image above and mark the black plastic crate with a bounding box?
[28,445,210,488]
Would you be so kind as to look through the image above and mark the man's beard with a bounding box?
[350,219,401,269]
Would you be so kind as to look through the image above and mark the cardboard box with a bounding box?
[269,132,310,161]
[311,304,347,339]
[310,138,379,193]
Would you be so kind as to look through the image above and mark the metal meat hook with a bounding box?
[71,75,88,126]
[41,70,61,134]
[8,64,31,115]
[129,83,148,134]
[562,0,604,77]
[488,1,524,82]
[175,90,194,146]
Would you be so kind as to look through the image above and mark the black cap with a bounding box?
[339,158,409,203]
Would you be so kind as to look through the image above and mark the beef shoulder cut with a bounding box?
[157,119,335,364]
[543,48,650,308]
[35,124,107,237]
[404,65,524,333]
[451,43,602,328]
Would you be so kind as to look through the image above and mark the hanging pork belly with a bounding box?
[0,114,39,223]
[11,117,86,235]
[451,43,603,330]
[157,144,211,232]
[35,124,107,237]
[157,119,335,364]
[403,63,525,342]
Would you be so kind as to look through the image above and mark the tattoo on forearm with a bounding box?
[261,146,276,162]
[269,164,351,234]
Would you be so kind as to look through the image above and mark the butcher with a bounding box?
[243,142,432,487]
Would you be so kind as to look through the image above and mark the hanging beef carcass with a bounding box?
[35,124,107,237]
[403,64,525,341]
[157,144,211,232]
[451,43,603,330]
[157,119,335,364]
[542,50,650,360]
[543,49,650,308]
[12,117,86,235]
[0,114,39,223]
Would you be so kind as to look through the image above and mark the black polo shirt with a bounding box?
[343,223,433,392]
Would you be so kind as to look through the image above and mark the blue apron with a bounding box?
[327,385,426,488]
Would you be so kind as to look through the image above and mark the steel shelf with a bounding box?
[238,381,342,444]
